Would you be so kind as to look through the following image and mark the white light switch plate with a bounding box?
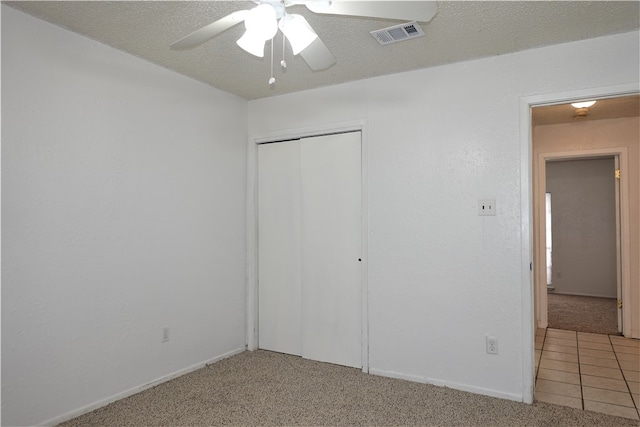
[478,199,496,216]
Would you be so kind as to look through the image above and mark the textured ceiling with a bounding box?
[4,1,640,100]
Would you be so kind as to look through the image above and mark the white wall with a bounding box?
[1,6,248,426]
[249,31,640,401]
[3,4,639,423]
[546,159,617,298]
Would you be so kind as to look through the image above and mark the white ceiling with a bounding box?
[5,1,640,100]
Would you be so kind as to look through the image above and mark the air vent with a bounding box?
[371,21,425,45]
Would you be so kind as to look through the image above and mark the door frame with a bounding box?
[246,119,370,373]
[535,150,629,334]
[519,82,638,404]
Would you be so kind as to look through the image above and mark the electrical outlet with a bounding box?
[162,327,170,343]
[478,199,496,216]
[486,335,498,354]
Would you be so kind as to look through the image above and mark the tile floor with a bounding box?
[535,328,640,420]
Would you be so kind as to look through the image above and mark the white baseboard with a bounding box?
[41,347,246,426]
[369,368,523,403]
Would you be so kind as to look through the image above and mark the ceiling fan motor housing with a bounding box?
[262,0,286,19]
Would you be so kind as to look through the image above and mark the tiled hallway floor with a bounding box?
[535,328,640,420]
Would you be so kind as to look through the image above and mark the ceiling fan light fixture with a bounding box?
[237,4,278,57]
[237,31,267,57]
[279,14,318,55]
[246,4,278,40]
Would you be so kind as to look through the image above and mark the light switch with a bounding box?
[478,199,496,216]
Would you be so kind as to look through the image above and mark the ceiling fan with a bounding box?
[170,1,438,83]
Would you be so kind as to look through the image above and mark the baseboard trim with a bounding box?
[369,368,523,403]
[41,347,246,426]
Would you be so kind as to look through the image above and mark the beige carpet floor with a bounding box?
[60,349,638,426]
[547,293,618,335]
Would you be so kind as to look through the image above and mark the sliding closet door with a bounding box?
[258,140,302,356]
[258,131,362,369]
[300,132,362,368]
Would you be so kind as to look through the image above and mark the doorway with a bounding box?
[543,157,619,335]
[533,147,629,337]
[519,86,638,405]
[530,94,637,340]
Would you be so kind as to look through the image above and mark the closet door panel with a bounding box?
[257,141,302,356]
[300,132,362,368]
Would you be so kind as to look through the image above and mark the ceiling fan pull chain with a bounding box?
[281,31,287,70]
[268,38,276,85]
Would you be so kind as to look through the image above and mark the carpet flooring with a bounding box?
[547,293,618,335]
[60,350,638,426]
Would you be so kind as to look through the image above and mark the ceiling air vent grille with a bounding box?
[371,21,425,45]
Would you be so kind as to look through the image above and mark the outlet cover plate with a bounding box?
[486,335,498,354]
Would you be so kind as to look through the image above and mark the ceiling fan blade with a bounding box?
[170,10,249,50]
[299,36,336,71]
[306,1,437,23]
